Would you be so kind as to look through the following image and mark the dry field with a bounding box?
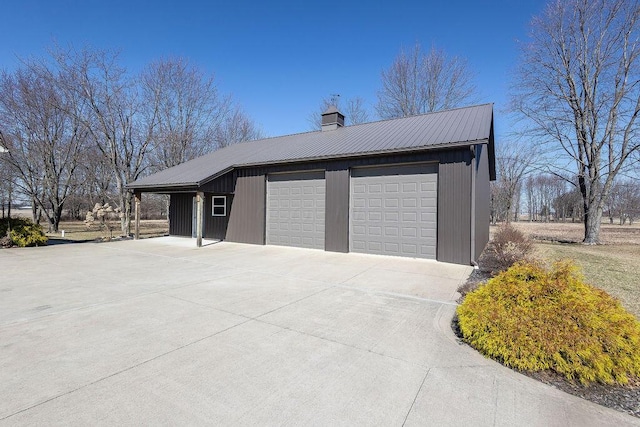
[45,219,169,242]
[6,209,169,241]
[508,220,640,245]
[500,221,640,318]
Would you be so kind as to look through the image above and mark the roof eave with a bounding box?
[128,137,492,192]
[127,182,199,192]
[234,139,490,169]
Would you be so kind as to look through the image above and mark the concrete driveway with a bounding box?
[0,238,637,426]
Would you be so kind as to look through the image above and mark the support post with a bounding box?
[134,192,141,240]
[196,191,204,247]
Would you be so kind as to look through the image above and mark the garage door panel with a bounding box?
[350,164,437,259]
[401,243,418,254]
[384,242,399,253]
[267,172,325,250]
[421,197,436,208]
[421,182,437,191]
[402,212,417,222]
[385,198,399,208]
[402,182,416,192]
[402,198,417,208]
[385,212,399,221]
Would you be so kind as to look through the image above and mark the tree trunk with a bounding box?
[51,205,63,232]
[6,183,11,218]
[31,198,38,223]
[119,192,132,236]
[583,206,602,244]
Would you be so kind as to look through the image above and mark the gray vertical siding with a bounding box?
[165,148,485,265]
[204,194,232,240]
[437,149,472,265]
[201,172,236,193]
[226,172,266,244]
[169,193,194,237]
[325,167,350,252]
[474,144,490,261]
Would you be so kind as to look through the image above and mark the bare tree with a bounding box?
[376,43,477,119]
[344,97,369,125]
[140,57,234,169]
[0,60,86,231]
[607,179,640,224]
[491,141,538,223]
[307,95,370,130]
[0,137,14,218]
[512,0,640,243]
[213,107,263,149]
[52,46,153,236]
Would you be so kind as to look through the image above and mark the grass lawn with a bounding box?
[534,243,640,319]
[504,221,640,319]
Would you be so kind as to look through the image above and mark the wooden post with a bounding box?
[134,192,141,240]
[196,191,204,247]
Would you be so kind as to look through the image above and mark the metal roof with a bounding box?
[129,103,494,190]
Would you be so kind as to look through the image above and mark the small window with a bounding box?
[212,196,226,216]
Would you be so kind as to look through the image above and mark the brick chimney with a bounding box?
[321,105,345,131]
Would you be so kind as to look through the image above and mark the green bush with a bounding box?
[0,217,48,247]
[457,260,640,385]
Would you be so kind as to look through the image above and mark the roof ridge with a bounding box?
[340,103,494,130]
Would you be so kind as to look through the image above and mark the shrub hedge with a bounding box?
[0,217,48,247]
[457,260,640,385]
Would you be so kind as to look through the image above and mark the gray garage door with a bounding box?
[350,164,437,259]
[266,171,326,250]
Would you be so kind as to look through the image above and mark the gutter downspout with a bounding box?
[470,145,477,267]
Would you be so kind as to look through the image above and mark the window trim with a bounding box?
[212,196,226,217]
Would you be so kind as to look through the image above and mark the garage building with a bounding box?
[129,103,496,265]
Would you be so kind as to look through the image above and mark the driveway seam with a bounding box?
[251,285,335,318]
[254,317,428,369]
[336,263,377,285]
[335,284,459,306]
[160,286,430,369]
[161,288,427,369]
[0,317,253,422]
[158,292,255,320]
[402,368,430,426]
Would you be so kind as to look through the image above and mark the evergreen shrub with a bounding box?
[0,217,48,247]
[457,260,640,385]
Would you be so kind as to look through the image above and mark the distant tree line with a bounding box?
[0,45,262,234]
[490,143,640,226]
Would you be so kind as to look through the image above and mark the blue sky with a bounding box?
[1,0,546,139]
